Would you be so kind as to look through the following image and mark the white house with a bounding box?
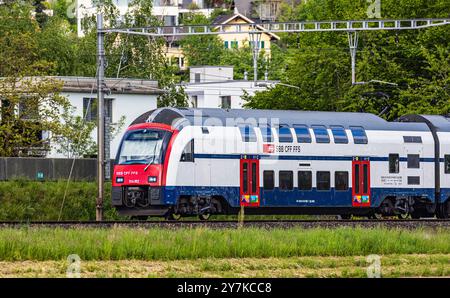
[183,66,277,109]
[50,76,161,159]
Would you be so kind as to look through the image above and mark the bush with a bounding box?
[0,180,119,220]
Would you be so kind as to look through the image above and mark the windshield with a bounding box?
[117,129,168,165]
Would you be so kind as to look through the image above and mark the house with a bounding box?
[212,12,280,56]
[183,66,278,108]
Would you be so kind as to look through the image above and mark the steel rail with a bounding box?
[1,219,449,229]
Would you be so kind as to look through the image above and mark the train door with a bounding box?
[240,157,260,207]
[352,158,371,207]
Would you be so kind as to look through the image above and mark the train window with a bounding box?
[403,136,422,143]
[298,171,312,190]
[312,125,330,143]
[243,163,248,193]
[363,164,368,193]
[389,154,400,173]
[350,126,368,144]
[317,171,331,191]
[263,171,274,190]
[330,126,348,144]
[407,154,420,169]
[260,125,273,142]
[252,163,257,193]
[354,165,360,193]
[180,140,194,162]
[277,125,293,143]
[293,125,312,143]
[239,126,257,142]
[279,171,293,191]
[408,176,420,185]
[446,155,450,174]
[335,171,349,191]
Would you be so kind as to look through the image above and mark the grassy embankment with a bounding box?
[0,227,449,277]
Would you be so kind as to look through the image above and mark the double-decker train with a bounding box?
[111,108,450,220]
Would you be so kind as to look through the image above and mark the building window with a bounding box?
[445,155,450,174]
[277,125,293,143]
[350,126,368,144]
[221,96,231,109]
[18,98,39,120]
[317,171,331,191]
[263,170,274,190]
[298,171,312,190]
[224,41,229,49]
[408,176,420,185]
[293,124,311,143]
[191,96,198,108]
[389,154,400,173]
[312,125,330,143]
[330,126,348,144]
[407,154,420,169]
[260,125,273,142]
[230,41,238,49]
[260,41,265,49]
[239,126,257,142]
[335,171,349,191]
[279,171,293,191]
[194,73,201,83]
[403,136,422,143]
[180,140,194,162]
[163,15,176,26]
[83,98,113,122]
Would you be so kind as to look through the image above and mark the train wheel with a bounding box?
[339,214,352,220]
[166,212,182,221]
[397,212,410,220]
[198,213,211,221]
[369,212,383,219]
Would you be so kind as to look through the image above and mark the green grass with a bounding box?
[0,180,119,221]
[0,227,449,261]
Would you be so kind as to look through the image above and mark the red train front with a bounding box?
[111,122,177,218]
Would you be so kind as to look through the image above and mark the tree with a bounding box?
[0,2,98,157]
[244,0,450,119]
[180,12,225,67]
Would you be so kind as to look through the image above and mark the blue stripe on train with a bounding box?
[193,154,436,162]
[163,186,439,208]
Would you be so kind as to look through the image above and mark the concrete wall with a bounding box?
[0,158,114,181]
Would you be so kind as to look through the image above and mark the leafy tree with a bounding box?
[180,12,225,67]
[244,0,450,119]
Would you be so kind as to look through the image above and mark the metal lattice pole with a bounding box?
[249,29,262,82]
[96,12,105,221]
[348,31,359,85]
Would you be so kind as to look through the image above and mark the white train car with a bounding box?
[111,108,450,219]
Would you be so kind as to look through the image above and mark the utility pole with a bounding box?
[96,12,105,221]
[249,29,262,83]
[348,31,359,85]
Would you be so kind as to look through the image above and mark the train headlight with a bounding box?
[116,177,124,183]
[148,176,157,183]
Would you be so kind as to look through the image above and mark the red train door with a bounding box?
[240,157,260,207]
[352,158,371,207]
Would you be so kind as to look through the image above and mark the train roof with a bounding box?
[398,114,450,132]
[132,108,431,132]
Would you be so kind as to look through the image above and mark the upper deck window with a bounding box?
[312,125,330,143]
[293,124,312,143]
[277,125,293,143]
[403,136,422,143]
[239,126,257,142]
[350,126,368,144]
[259,125,273,142]
[330,126,349,144]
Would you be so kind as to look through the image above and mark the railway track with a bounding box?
[0,219,449,229]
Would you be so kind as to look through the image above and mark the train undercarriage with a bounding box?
[116,187,450,220]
